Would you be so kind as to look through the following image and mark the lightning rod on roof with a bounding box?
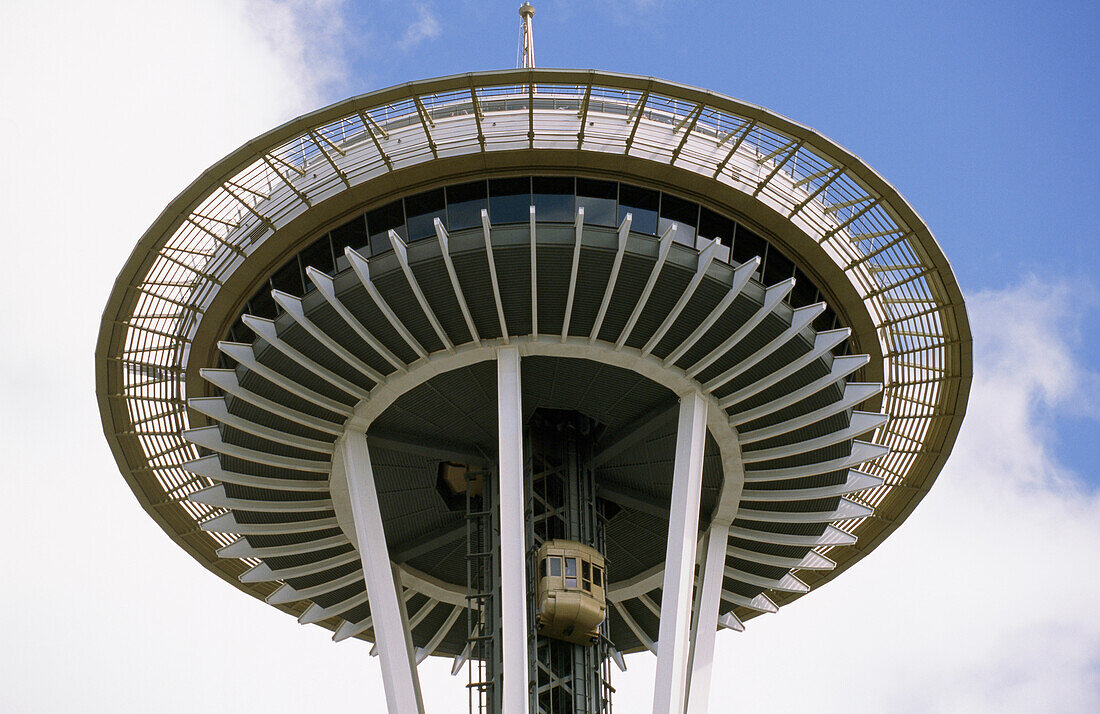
[519,3,536,68]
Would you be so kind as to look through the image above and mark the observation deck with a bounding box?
[96,68,971,690]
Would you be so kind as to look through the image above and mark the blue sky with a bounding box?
[1,1,1098,711]
[323,0,1100,480]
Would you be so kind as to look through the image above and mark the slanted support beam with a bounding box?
[653,390,709,714]
[337,431,425,714]
[686,524,731,714]
[497,346,530,714]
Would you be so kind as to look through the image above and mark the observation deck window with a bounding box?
[618,183,659,234]
[405,188,447,241]
[331,215,367,273]
[659,192,698,246]
[367,200,406,255]
[271,256,304,297]
[489,177,532,224]
[533,176,575,222]
[299,235,336,292]
[446,181,488,230]
[576,178,617,227]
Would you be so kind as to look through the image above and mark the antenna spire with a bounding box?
[519,3,536,68]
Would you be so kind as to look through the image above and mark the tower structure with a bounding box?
[96,6,971,713]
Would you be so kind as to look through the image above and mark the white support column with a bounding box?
[652,390,708,714]
[338,432,425,714]
[497,346,530,714]
[685,524,730,714]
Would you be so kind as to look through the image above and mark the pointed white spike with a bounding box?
[249,550,359,582]
[199,368,343,435]
[729,355,873,427]
[307,266,408,373]
[217,341,353,416]
[663,256,759,367]
[641,237,718,356]
[717,326,851,408]
[720,590,778,613]
[181,454,328,492]
[480,209,510,341]
[589,212,631,343]
[686,278,795,378]
[188,396,334,454]
[187,483,333,513]
[727,544,836,571]
[387,229,454,352]
[737,497,874,522]
[239,562,275,583]
[346,247,429,360]
[433,218,480,345]
[271,289,388,384]
[725,566,810,593]
[183,426,330,473]
[737,384,884,443]
[703,302,825,392]
[610,647,628,672]
[451,643,472,676]
[718,611,745,632]
[614,222,676,349]
[798,550,837,570]
[299,589,370,624]
[216,533,348,559]
[201,511,339,536]
[271,567,363,603]
[744,440,889,482]
[740,411,887,463]
[243,314,369,399]
[727,523,857,547]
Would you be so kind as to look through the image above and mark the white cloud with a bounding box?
[604,279,1100,712]
[2,0,1096,709]
[398,3,442,51]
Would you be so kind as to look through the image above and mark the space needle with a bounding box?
[96,5,971,713]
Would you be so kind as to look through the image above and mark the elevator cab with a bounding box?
[534,540,606,645]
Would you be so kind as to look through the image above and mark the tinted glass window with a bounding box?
[532,176,574,222]
[447,180,487,230]
[659,192,698,245]
[698,207,736,245]
[489,177,531,224]
[732,225,767,267]
[299,235,335,287]
[763,245,795,286]
[270,257,304,297]
[367,200,406,255]
[549,556,562,577]
[405,188,446,241]
[790,267,819,308]
[248,283,278,319]
[592,566,602,588]
[331,215,368,257]
[565,557,577,577]
[581,560,590,580]
[618,183,659,234]
[576,178,617,227]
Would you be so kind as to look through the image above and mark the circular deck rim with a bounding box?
[97,67,972,629]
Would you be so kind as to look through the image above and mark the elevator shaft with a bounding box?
[525,411,613,714]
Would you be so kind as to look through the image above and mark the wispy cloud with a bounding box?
[398,3,442,51]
